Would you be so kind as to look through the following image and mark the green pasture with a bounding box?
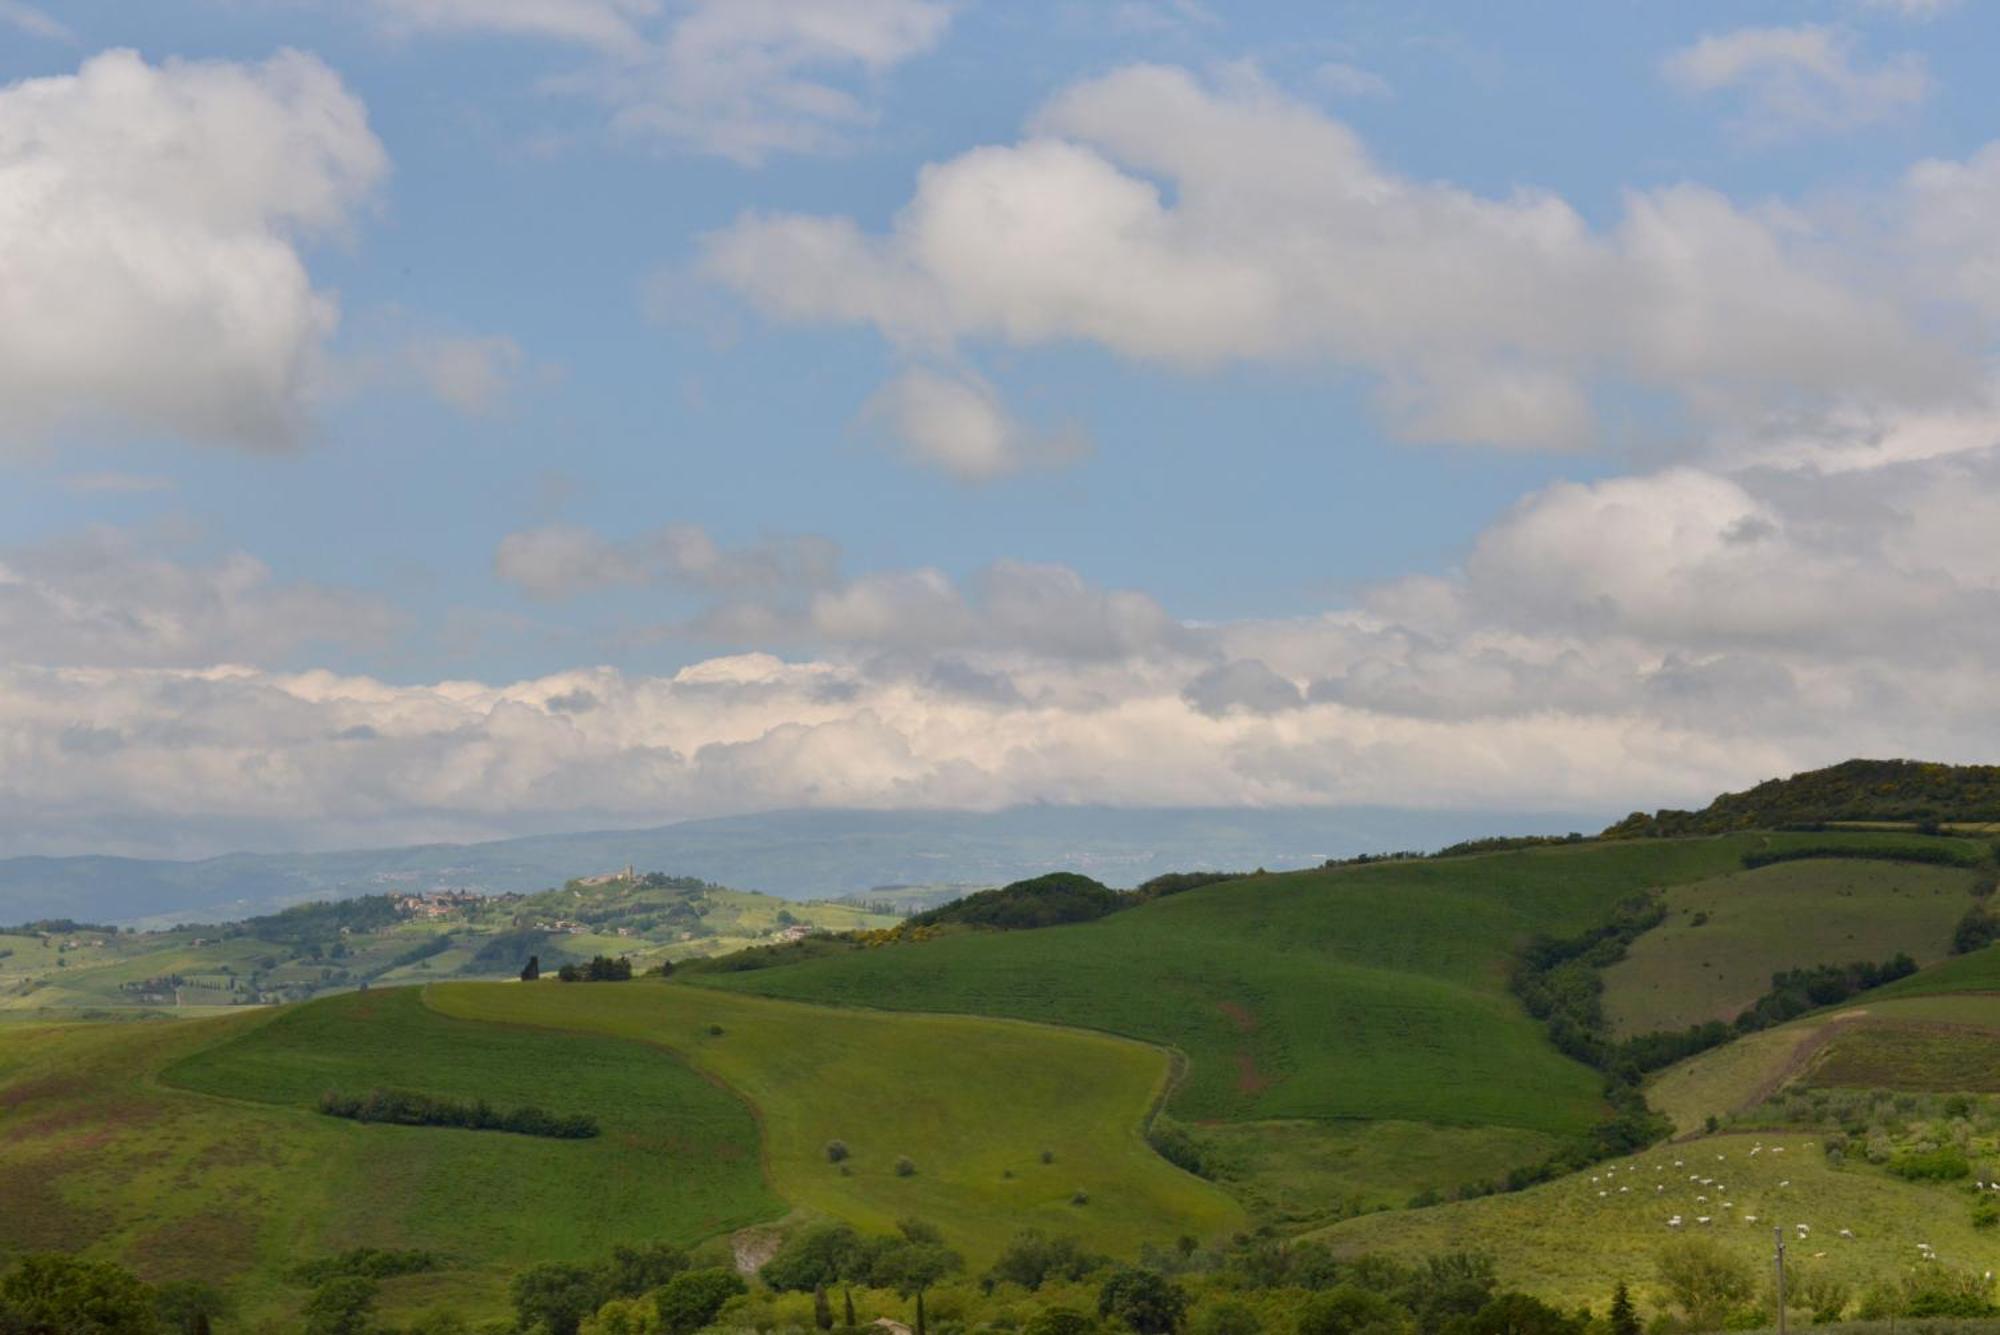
[429,979,1244,1263]
[1601,860,1978,1038]
[0,989,777,1327]
[700,838,1766,1134]
[1317,1131,2000,1309]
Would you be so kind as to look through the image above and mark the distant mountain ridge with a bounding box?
[1604,758,2000,838]
[0,804,1612,927]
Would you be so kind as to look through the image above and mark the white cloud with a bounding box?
[862,367,1091,481]
[1859,0,1957,17]
[0,1,72,40]
[703,64,1956,451]
[0,49,387,449]
[0,527,400,668]
[357,0,953,162]
[1663,25,1928,139]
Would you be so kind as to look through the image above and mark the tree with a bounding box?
[302,1277,379,1335]
[582,1297,664,1334]
[1452,1292,1581,1335]
[1294,1286,1397,1335]
[814,1283,834,1331]
[1607,1282,1639,1335]
[155,1280,232,1335]
[760,1223,865,1292]
[521,954,540,981]
[653,1268,746,1335]
[988,1231,1100,1292]
[512,1262,605,1335]
[0,1254,160,1334]
[1655,1239,1753,1331]
[601,1242,687,1300]
[845,1288,858,1328]
[1023,1309,1099,1335]
[1097,1268,1190,1335]
[875,1242,962,1335]
[1190,1299,1262,1335]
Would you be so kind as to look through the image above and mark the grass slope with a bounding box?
[1315,1130,2000,1309]
[699,839,1764,1135]
[428,980,1244,1262]
[1600,861,1979,1037]
[0,991,777,1327]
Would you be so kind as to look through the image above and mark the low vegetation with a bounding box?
[317,1087,600,1139]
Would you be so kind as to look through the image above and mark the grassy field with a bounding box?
[1600,861,1979,1037]
[429,980,1244,1262]
[0,990,778,1326]
[1315,1130,2000,1309]
[698,839,1768,1138]
[1186,1119,1566,1226]
[1647,991,2000,1133]
[4,978,1236,1324]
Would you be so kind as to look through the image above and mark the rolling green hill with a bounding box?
[1599,859,1982,1038]
[0,979,1236,1326]
[694,838,1776,1210]
[1605,758,2000,838]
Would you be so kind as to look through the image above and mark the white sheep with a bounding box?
[1838,1229,1854,1239]
[1697,1216,1712,1225]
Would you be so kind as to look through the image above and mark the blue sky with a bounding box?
[5,0,2000,855]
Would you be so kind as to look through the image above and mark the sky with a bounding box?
[5,0,2000,857]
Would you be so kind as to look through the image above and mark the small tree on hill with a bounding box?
[520,954,540,982]
[1608,1281,1639,1335]
[1656,1239,1753,1331]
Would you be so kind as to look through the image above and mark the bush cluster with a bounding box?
[318,1087,598,1139]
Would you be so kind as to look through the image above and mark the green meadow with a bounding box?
[430,979,1244,1261]
[1600,859,1979,1037]
[1315,1130,2000,1309]
[699,838,1766,1136]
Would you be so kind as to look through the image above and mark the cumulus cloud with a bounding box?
[1663,25,1928,139]
[354,0,953,162]
[702,64,1956,451]
[403,334,528,416]
[862,367,1091,480]
[0,49,387,449]
[0,527,400,668]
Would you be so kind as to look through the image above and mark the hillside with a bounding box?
[0,804,1612,926]
[0,874,896,1017]
[1,979,1236,1326]
[1598,857,1984,1038]
[1605,758,2000,838]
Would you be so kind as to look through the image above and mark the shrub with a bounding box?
[654,1268,748,1335]
[303,1277,380,1335]
[1097,1268,1189,1335]
[1295,1285,1398,1335]
[1147,1124,1211,1178]
[511,1262,606,1335]
[1189,1299,1261,1335]
[1888,1146,1971,1180]
[895,1156,918,1177]
[1655,1239,1753,1331]
[987,1231,1101,1292]
[0,1254,159,1334]
[1071,1190,1090,1206]
[318,1087,597,1139]
[293,1248,441,1284]
[1022,1308,1099,1335]
[826,1140,850,1164]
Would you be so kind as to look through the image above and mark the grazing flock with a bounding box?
[1582,1139,1963,1267]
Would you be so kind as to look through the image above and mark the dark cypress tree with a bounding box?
[520,954,540,982]
[814,1283,833,1331]
[844,1288,857,1329]
[1610,1281,1640,1335]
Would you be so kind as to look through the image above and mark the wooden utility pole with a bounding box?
[1774,1226,1788,1335]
